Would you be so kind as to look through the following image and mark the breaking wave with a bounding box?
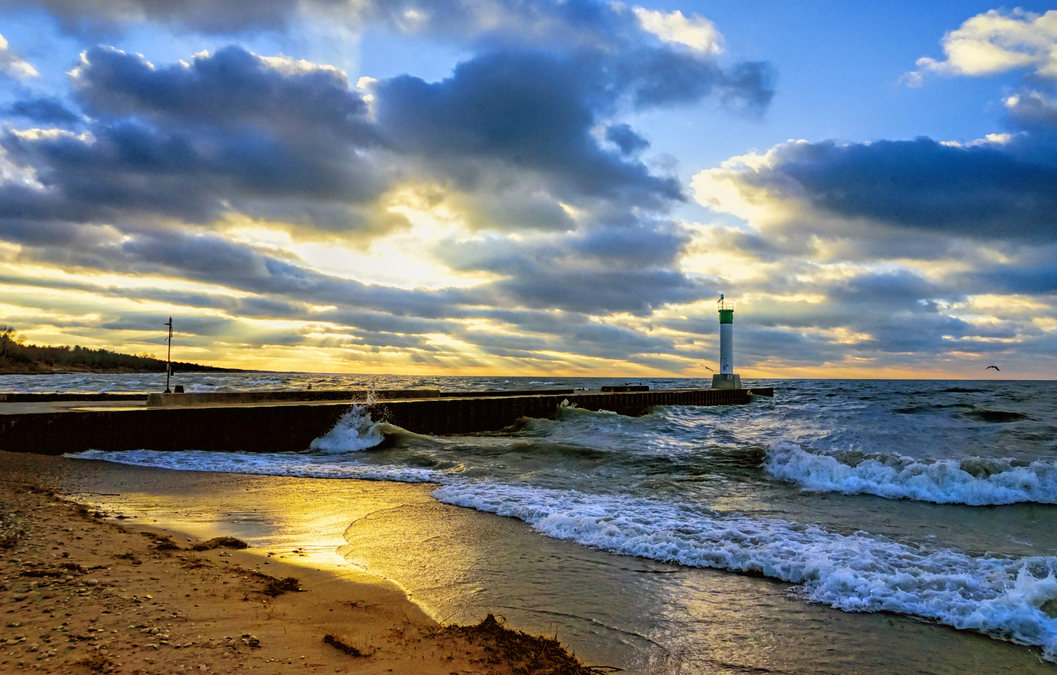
[765,441,1057,506]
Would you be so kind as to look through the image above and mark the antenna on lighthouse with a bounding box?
[712,294,742,390]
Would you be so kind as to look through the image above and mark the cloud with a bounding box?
[435,220,705,316]
[1005,90,1057,130]
[5,98,81,124]
[376,50,681,212]
[629,6,722,54]
[694,136,1057,244]
[686,120,1057,374]
[605,123,649,155]
[0,1,785,374]
[2,29,772,242]
[0,0,312,35]
[0,0,704,51]
[371,45,771,230]
[908,9,1057,85]
[69,46,375,145]
[1,45,399,240]
[0,33,39,80]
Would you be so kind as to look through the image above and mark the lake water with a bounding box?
[5,373,1057,672]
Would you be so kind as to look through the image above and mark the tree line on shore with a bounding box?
[0,325,243,374]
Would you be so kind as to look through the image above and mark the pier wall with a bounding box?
[0,387,772,455]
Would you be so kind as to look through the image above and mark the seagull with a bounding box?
[986,365,1000,371]
[703,365,714,372]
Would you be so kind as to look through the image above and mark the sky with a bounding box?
[0,1,1055,378]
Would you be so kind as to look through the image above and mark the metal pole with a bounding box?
[164,317,172,393]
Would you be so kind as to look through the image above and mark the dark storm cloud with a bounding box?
[4,29,771,240]
[0,0,634,48]
[1,46,389,235]
[616,49,774,112]
[435,220,705,315]
[375,47,770,209]
[72,45,374,143]
[829,270,957,308]
[605,123,649,155]
[5,97,81,124]
[374,50,681,209]
[493,267,703,316]
[743,136,1057,242]
[570,222,689,266]
[0,0,315,35]
[964,261,1057,295]
[450,316,675,363]
[100,313,234,336]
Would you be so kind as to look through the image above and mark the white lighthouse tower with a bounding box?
[712,294,741,390]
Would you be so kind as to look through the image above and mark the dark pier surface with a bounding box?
[0,387,773,455]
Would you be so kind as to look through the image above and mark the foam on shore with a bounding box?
[432,482,1057,661]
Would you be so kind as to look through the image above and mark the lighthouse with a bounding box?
[712,294,742,390]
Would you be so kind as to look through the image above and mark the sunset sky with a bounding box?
[1,1,1055,378]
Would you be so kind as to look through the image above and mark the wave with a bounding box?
[308,406,391,454]
[432,482,1057,661]
[764,441,1057,506]
[69,449,447,484]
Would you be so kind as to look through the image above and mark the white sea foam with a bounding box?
[70,449,445,483]
[432,482,1057,660]
[765,440,1057,506]
[308,406,388,454]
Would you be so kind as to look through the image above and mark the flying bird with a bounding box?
[704,365,714,372]
[986,365,1000,371]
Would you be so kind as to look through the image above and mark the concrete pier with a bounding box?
[0,386,773,455]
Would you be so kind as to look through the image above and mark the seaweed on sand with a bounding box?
[440,614,621,674]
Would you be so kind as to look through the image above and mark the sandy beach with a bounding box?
[0,451,599,674]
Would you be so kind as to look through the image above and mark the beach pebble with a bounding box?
[86,579,99,586]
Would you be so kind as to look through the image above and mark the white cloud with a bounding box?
[907,9,1057,85]
[259,53,346,79]
[690,142,808,224]
[0,33,39,80]
[940,132,1017,148]
[631,6,722,54]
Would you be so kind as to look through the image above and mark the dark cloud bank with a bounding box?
[0,0,779,368]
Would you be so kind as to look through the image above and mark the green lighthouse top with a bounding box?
[718,294,734,323]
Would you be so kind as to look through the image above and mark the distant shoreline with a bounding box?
[1,328,251,376]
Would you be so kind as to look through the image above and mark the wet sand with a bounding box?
[0,451,598,674]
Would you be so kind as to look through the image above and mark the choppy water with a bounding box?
[8,373,1057,671]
